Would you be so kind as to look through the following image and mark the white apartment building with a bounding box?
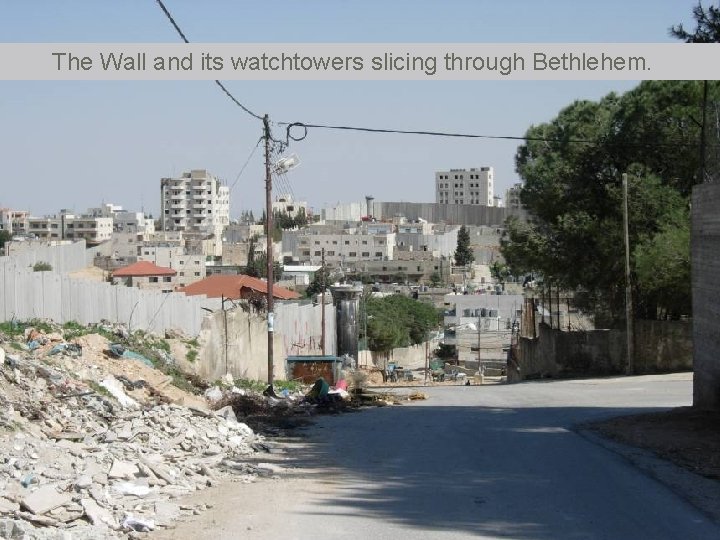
[435,167,494,206]
[272,194,308,220]
[27,211,113,245]
[136,242,206,287]
[0,208,29,235]
[296,231,395,268]
[160,169,230,238]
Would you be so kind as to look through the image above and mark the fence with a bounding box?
[0,242,221,336]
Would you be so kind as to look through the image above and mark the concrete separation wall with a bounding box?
[692,183,720,409]
[1,241,221,335]
[515,320,692,381]
[194,302,336,382]
[375,202,515,226]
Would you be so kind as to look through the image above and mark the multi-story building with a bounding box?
[160,169,230,238]
[272,194,308,220]
[136,242,206,288]
[435,167,494,206]
[27,210,113,245]
[0,208,29,235]
[295,231,395,268]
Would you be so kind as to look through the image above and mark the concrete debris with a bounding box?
[0,323,266,538]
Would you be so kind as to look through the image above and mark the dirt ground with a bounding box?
[587,406,720,481]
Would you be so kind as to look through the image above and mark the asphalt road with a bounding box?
[155,373,720,540]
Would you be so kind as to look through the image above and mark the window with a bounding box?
[362,252,370,257]
[314,251,321,256]
[194,272,200,276]
[179,260,184,265]
[149,276,159,283]
[362,240,368,245]
[375,252,382,257]
[344,240,350,245]
[163,276,172,282]
[349,252,357,257]
[303,250,310,256]
[180,272,185,276]
[194,260,200,265]
[314,241,320,245]
[327,251,335,256]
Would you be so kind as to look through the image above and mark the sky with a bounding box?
[0,0,703,219]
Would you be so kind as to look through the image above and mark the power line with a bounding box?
[154,2,716,152]
[229,137,262,194]
[154,0,263,121]
[279,120,714,149]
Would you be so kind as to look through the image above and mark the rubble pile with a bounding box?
[0,324,265,539]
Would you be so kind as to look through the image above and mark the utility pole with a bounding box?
[264,114,275,385]
[321,247,326,355]
[622,173,634,375]
[222,295,228,375]
[700,80,708,183]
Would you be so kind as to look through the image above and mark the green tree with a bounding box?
[0,230,11,251]
[670,1,720,43]
[502,81,715,321]
[365,294,441,354]
[305,266,330,298]
[429,271,442,287]
[454,225,474,267]
[33,261,53,272]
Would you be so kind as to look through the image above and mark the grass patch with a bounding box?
[186,349,198,363]
[87,380,112,398]
[10,342,24,351]
[62,321,90,340]
[273,379,305,393]
[185,338,199,348]
[232,378,267,393]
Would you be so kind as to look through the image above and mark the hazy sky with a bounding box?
[0,1,702,218]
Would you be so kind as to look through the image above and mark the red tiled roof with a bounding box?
[112,261,177,277]
[179,274,300,300]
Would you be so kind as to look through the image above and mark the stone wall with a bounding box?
[692,183,720,409]
[516,320,692,381]
[194,302,336,382]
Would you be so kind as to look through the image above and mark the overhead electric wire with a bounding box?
[155,2,715,153]
[155,0,263,121]
[229,137,262,194]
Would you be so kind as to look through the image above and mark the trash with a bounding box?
[263,385,278,398]
[100,377,139,409]
[49,343,82,357]
[204,386,223,403]
[113,482,151,497]
[122,515,155,532]
[335,379,348,391]
[108,343,125,357]
[306,378,329,400]
[215,405,238,423]
[21,474,39,488]
[116,375,147,390]
[27,340,41,351]
[121,349,154,367]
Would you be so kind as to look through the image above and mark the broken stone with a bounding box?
[0,497,19,513]
[81,497,117,528]
[20,485,73,515]
[108,460,139,480]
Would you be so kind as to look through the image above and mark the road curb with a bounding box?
[575,427,720,525]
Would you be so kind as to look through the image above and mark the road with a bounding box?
[153,373,720,539]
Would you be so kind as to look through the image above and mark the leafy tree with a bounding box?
[670,1,720,43]
[365,294,441,354]
[429,271,442,287]
[490,260,512,290]
[634,205,691,319]
[454,225,474,267]
[33,262,52,272]
[305,266,330,298]
[0,230,11,250]
[502,80,717,322]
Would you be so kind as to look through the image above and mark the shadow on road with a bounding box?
[270,395,698,539]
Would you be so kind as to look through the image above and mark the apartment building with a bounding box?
[136,242,206,287]
[27,210,113,245]
[295,231,395,268]
[272,194,308,220]
[160,169,230,238]
[0,208,29,235]
[435,167,494,206]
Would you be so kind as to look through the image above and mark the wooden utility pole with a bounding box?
[264,114,275,385]
[622,173,634,375]
[321,247,326,355]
